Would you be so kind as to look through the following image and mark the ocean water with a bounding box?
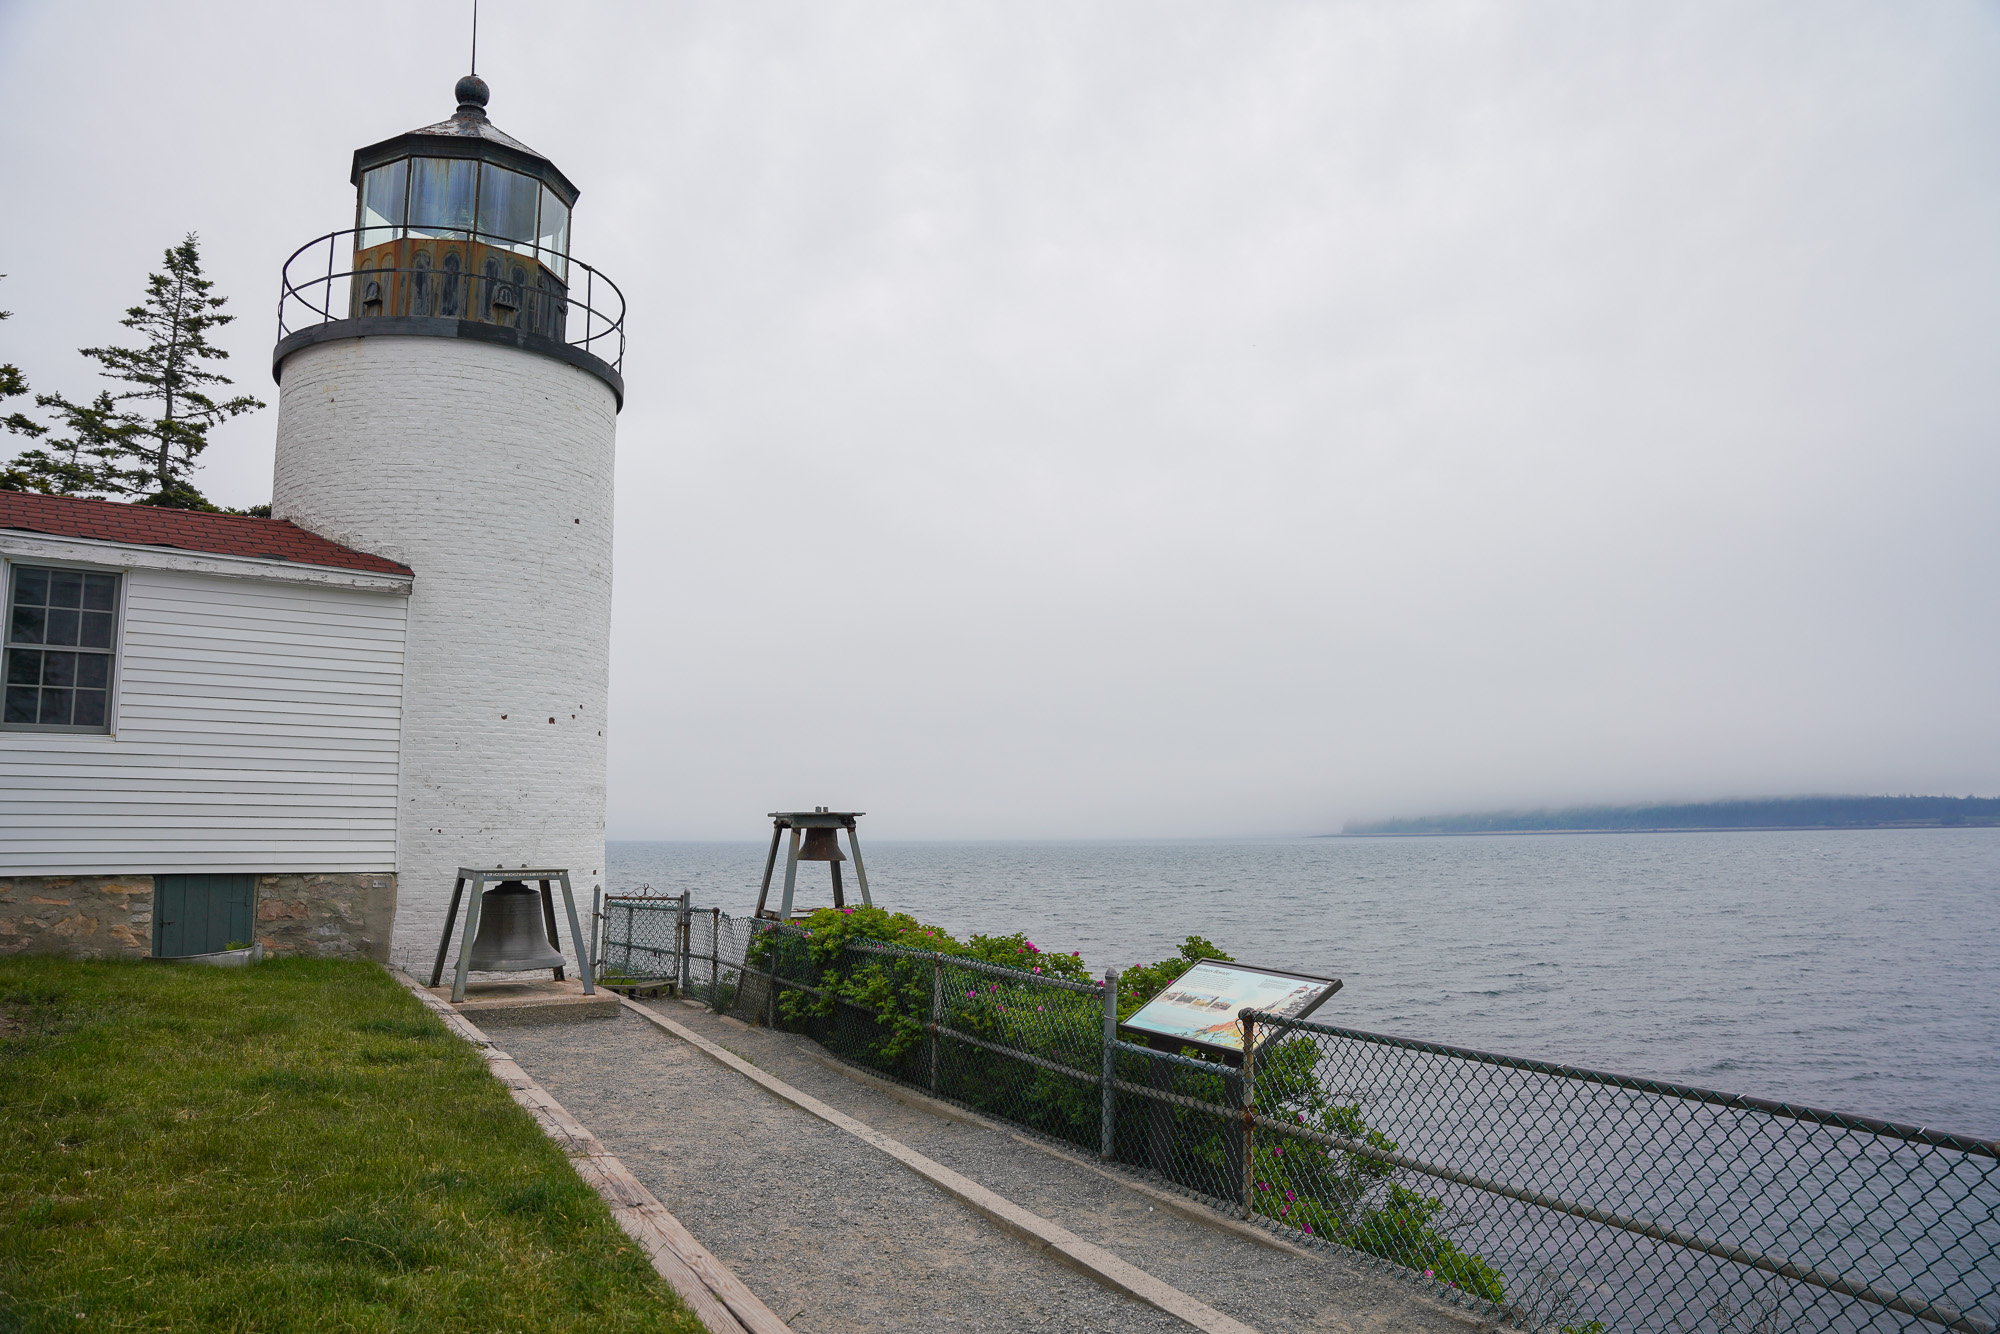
[607,828,2000,1138]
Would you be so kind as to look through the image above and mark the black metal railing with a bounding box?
[276,228,625,373]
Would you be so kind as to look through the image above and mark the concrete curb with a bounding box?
[623,997,1263,1334]
[392,970,791,1334]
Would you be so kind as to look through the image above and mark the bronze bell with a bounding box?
[465,880,566,972]
[797,827,847,862]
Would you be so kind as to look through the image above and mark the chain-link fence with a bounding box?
[1241,1011,2000,1333]
[737,923,1999,1334]
[594,896,760,1011]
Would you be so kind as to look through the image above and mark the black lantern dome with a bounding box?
[275,77,624,404]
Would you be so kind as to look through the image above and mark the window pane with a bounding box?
[82,573,117,612]
[73,690,107,729]
[10,605,44,645]
[409,157,478,237]
[76,653,110,690]
[4,567,117,730]
[78,610,114,650]
[359,160,407,246]
[479,166,538,250]
[538,187,569,280]
[12,567,47,606]
[47,569,83,608]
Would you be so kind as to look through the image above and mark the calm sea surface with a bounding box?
[607,829,2000,1138]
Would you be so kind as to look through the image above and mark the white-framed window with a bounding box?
[3,561,122,733]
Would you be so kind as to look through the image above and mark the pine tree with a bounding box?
[83,235,265,507]
[8,237,265,508]
[6,391,144,497]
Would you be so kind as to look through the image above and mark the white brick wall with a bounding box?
[271,334,618,974]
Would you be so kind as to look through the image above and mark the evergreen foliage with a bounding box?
[1,238,264,509]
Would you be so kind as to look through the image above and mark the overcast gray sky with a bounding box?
[3,2,1996,839]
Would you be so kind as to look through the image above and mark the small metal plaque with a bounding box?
[1122,960,1341,1057]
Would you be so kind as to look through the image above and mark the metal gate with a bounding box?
[594,894,760,1011]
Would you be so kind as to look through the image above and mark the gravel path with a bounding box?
[488,1001,1495,1334]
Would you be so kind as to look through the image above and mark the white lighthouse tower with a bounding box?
[269,75,624,971]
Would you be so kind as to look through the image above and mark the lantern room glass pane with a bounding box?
[537,187,569,281]
[409,157,478,237]
[478,165,539,254]
[357,160,407,247]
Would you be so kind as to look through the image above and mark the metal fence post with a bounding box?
[677,891,690,996]
[929,958,944,1095]
[766,922,779,1029]
[1101,968,1120,1161]
[1239,1010,1257,1219]
[589,886,601,983]
[709,907,722,1011]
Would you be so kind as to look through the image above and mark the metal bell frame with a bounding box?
[428,866,596,1003]
[754,810,871,921]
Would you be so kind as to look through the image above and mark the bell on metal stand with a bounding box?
[466,880,566,972]
[429,867,596,1004]
[753,809,871,922]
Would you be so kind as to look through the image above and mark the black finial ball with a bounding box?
[455,74,490,110]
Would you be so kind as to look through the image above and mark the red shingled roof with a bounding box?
[0,492,412,576]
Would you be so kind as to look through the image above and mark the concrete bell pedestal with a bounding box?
[419,974,619,1023]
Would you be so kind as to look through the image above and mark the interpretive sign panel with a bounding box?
[1122,961,1341,1057]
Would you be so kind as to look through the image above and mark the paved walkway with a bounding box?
[488,1002,1494,1334]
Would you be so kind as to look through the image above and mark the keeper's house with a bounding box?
[0,492,411,960]
[1,74,624,967]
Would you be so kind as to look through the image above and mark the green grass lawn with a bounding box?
[0,956,705,1334]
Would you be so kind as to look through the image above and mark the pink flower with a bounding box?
[1303,1224,1313,1234]
[966,990,975,998]
[1424,1270,1435,1279]
[1037,1006,1044,1012]
[1284,1190,1294,1201]
[1279,1204,1290,1216]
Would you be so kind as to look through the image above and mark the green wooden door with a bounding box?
[152,875,254,958]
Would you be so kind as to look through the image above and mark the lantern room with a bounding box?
[276,74,622,400]
[346,75,576,337]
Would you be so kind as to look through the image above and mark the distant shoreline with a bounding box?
[1322,822,2000,838]
[1335,795,2000,838]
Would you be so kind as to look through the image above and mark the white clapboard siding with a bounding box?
[0,563,407,875]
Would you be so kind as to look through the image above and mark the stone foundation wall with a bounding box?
[253,873,397,963]
[0,876,153,957]
[0,873,397,963]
